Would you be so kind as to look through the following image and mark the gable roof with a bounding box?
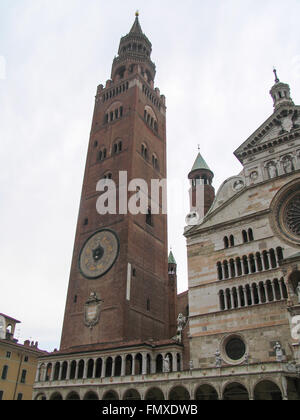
[234,105,300,164]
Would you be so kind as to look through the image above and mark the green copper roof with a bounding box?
[168,251,177,265]
[191,153,212,172]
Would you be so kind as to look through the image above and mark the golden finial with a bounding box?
[135,10,139,17]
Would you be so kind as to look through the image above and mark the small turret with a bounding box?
[168,250,177,275]
[270,69,294,111]
[188,152,215,222]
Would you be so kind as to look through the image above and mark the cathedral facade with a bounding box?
[33,16,300,401]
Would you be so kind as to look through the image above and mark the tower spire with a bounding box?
[111,13,156,83]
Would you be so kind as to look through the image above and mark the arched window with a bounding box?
[146,207,153,226]
[229,259,236,277]
[53,363,60,381]
[276,247,284,262]
[219,290,225,310]
[238,286,245,307]
[217,262,223,280]
[252,283,259,304]
[77,360,84,379]
[105,358,113,377]
[141,144,148,160]
[243,256,249,275]
[245,284,252,305]
[70,361,76,380]
[225,289,232,309]
[230,235,235,247]
[104,172,112,180]
[248,228,254,241]
[1,365,8,380]
[263,251,270,270]
[95,358,102,378]
[224,236,229,249]
[242,230,248,243]
[269,249,277,269]
[259,282,266,303]
[87,359,94,379]
[61,362,68,381]
[236,258,242,277]
[152,154,159,170]
[223,261,229,279]
[232,288,238,308]
[156,355,163,373]
[125,355,133,376]
[249,254,256,273]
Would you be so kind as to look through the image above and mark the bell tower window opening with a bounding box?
[146,207,153,226]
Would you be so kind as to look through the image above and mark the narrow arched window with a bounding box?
[1,365,8,380]
[146,208,153,226]
[230,235,235,247]
[243,256,249,275]
[219,290,225,310]
[224,236,229,249]
[223,260,229,279]
[249,254,256,273]
[242,230,248,243]
[217,262,223,280]
[269,248,277,269]
[277,247,284,262]
[248,228,254,241]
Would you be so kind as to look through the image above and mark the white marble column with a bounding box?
[66,361,71,380]
[83,360,88,379]
[121,355,126,377]
[92,359,97,379]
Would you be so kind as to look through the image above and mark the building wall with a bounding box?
[0,342,42,400]
[186,115,300,371]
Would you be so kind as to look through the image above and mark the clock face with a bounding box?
[79,229,120,279]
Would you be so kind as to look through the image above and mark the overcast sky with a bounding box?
[0,0,299,351]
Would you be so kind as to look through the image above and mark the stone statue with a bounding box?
[233,179,244,191]
[283,157,293,174]
[267,162,278,179]
[163,355,171,373]
[176,313,187,342]
[296,283,300,304]
[244,352,249,365]
[189,360,194,371]
[274,342,284,362]
[215,349,222,368]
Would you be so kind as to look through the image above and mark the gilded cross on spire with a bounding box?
[135,10,139,17]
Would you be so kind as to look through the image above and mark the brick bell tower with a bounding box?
[60,13,172,351]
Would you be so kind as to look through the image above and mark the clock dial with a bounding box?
[79,229,120,279]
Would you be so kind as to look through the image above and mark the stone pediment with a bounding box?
[234,106,300,164]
